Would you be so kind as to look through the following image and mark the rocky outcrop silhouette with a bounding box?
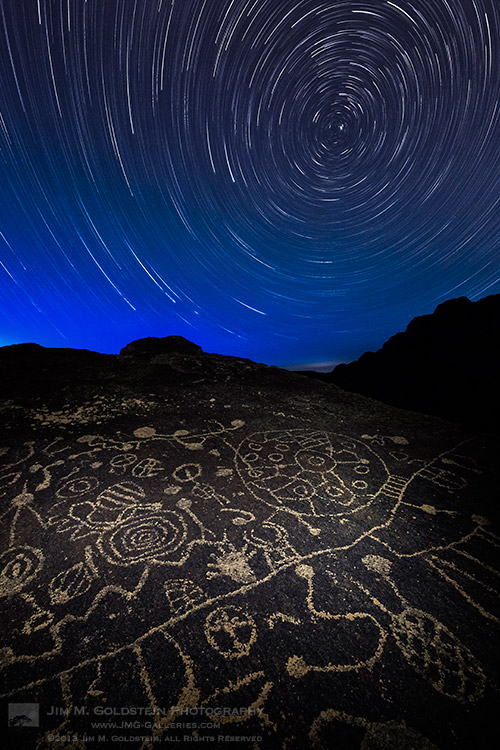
[0,335,283,404]
[0,342,114,398]
[119,334,203,358]
[329,294,500,434]
[0,336,208,400]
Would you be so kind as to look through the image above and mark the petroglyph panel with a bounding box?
[0,414,499,748]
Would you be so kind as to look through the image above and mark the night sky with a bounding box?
[0,0,499,368]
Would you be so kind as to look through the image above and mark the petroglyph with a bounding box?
[0,411,498,748]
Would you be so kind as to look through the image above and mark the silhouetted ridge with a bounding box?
[0,342,113,396]
[119,335,203,357]
[0,334,285,401]
[329,293,500,433]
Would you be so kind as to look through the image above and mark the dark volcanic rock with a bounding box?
[1,334,499,749]
[329,293,500,434]
[0,342,116,399]
[119,334,203,358]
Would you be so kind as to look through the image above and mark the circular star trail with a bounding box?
[0,0,499,366]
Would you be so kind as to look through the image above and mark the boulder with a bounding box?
[119,335,203,358]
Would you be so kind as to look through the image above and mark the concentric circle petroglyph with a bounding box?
[0,545,44,597]
[97,511,188,566]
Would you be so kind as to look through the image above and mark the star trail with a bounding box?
[0,0,499,367]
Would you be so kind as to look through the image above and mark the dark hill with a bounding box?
[0,336,205,398]
[329,294,500,434]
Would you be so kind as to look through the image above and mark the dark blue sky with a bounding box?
[1,0,499,368]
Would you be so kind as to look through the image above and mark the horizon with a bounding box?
[0,334,346,372]
[0,288,496,371]
[3,287,499,375]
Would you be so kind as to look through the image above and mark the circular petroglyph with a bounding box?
[204,605,257,659]
[236,430,389,520]
[97,482,146,507]
[110,453,137,471]
[56,476,99,499]
[98,511,188,566]
[0,545,44,597]
[173,463,202,483]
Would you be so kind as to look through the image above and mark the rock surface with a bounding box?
[1,337,499,749]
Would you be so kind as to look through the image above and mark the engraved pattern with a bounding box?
[1,395,499,749]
